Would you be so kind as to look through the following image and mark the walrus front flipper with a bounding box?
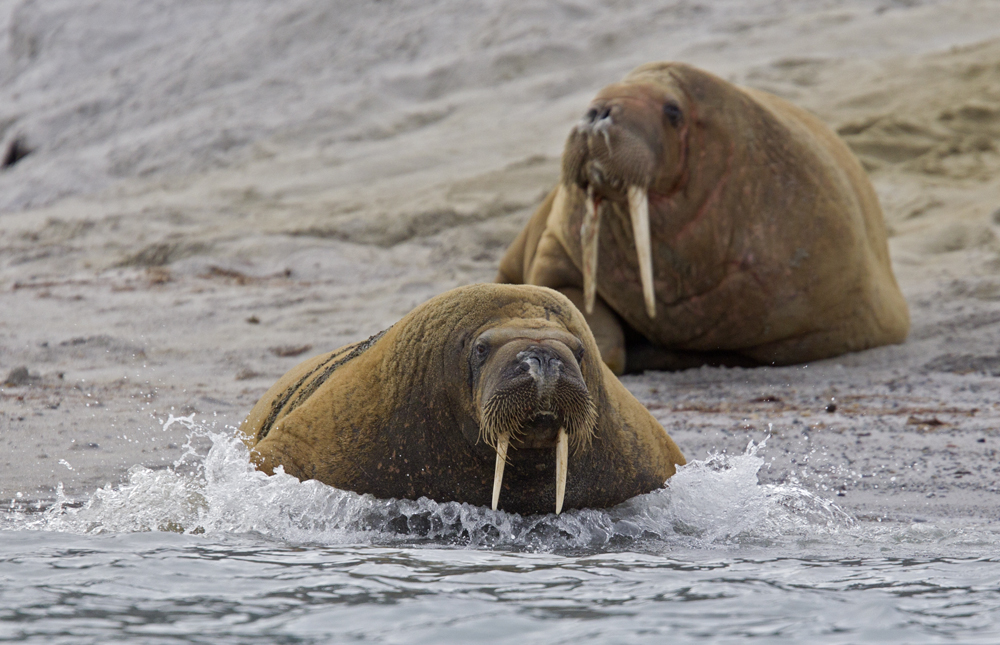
[558,287,626,375]
[496,188,559,284]
[527,228,628,374]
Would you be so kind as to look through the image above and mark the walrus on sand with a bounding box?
[497,62,910,374]
[240,283,685,516]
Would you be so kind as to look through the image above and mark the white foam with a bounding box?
[7,415,864,551]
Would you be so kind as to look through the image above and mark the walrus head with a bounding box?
[467,324,598,514]
[561,68,690,320]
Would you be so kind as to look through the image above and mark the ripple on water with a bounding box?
[5,416,1000,643]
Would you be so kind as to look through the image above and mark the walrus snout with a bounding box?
[565,86,676,195]
[476,337,593,448]
[517,346,566,401]
[562,84,689,321]
[473,328,598,514]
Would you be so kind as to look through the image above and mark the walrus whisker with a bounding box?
[581,186,602,315]
[481,362,597,513]
[627,185,656,319]
[555,427,568,515]
[492,431,510,511]
[480,386,531,450]
[554,387,598,451]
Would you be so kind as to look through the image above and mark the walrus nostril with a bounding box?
[585,105,613,125]
[517,348,565,385]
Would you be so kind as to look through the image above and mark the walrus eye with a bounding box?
[663,101,682,127]
[573,345,585,364]
[474,341,490,361]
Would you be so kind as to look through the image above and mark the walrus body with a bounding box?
[497,62,909,374]
[240,283,685,516]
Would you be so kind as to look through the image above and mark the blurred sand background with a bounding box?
[1,0,999,521]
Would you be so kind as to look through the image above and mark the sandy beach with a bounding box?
[2,0,999,522]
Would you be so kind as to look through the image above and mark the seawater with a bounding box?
[2,416,999,643]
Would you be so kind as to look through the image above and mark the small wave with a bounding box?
[9,415,855,551]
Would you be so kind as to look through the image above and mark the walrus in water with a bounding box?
[240,283,685,515]
[497,62,910,374]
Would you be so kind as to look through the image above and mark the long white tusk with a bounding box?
[492,432,510,511]
[555,427,568,515]
[627,185,656,319]
[580,188,601,315]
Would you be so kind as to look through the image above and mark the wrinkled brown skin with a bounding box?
[497,62,910,374]
[240,283,685,516]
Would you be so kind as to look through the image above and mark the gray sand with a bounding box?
[2,0,999,522]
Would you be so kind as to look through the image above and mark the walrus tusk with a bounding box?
[555,427,568,515]
[492,432,510,511]
[627,185,656,319]
[581,188,601,315]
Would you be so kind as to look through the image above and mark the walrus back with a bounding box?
[240,330,388,445]
[740,85,911,356]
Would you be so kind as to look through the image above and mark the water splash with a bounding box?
[10,415,854,551]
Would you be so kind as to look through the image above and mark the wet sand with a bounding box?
[1,0,999,521]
